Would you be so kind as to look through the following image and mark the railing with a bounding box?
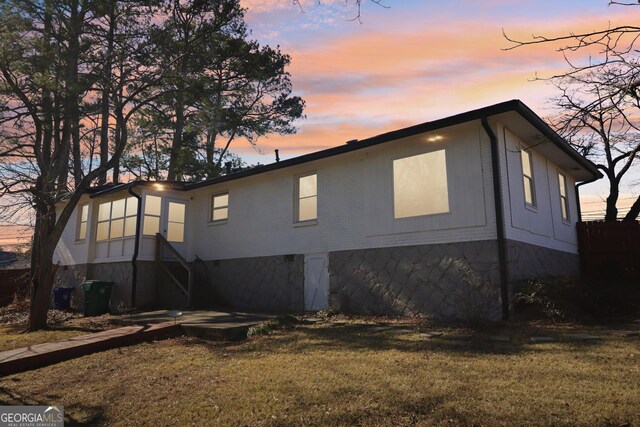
[155,233,193,307]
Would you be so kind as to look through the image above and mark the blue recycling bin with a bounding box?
[52,287,74,310]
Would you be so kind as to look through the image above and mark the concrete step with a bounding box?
[181,323,256,341]
[0,322,181,376]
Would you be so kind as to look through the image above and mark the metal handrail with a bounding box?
[155,233,193,307]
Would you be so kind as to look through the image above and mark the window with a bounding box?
[95,197,138,242]
[558,172,569,222]
[76,204,89,241]
[296,173,317,222]
[521,148,536,207]
[393,150,449,219]
[210,193,229,222]
[167,202,185,242]
[143,195,161,236]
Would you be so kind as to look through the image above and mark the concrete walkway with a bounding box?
[118,310,276,341]
[0,310,276,376]
[0,322,181,376]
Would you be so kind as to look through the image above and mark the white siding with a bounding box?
[498,124,579,253]
[56,118,588,266]
[53,195,92,266]
[187,122,498,261]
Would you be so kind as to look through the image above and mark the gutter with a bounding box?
[481,116,510,321]
[127,186,142,308]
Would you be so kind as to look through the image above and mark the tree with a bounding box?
[138,0,304,181]
[504,1,640,221]
[0,0,161,330]
[548,70,640,221]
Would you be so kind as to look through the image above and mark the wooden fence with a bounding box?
[0,269,30,307]
[576,221,640,280]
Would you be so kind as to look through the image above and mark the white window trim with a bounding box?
[391,148,451,220]
[75,204,89,243]
[521,147,536,209]
[294,171,318,225]
[95,197,138,243]
[209,191,229,225]
[558,171,570,223]
[142,195,162,237]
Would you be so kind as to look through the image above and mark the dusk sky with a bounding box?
[235,0,638,216]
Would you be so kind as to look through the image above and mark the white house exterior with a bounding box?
[53,100,601,320]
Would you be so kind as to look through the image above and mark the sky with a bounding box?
[1,0,639,246]
[232,0,639,216]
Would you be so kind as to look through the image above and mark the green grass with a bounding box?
[1,320,639,426]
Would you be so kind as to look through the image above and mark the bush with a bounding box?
[512,277,640,323]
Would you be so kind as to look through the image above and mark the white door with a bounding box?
[162,198,187,258]
[304,253,329,311]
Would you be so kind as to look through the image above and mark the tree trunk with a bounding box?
[623,195,640,222]
[28,256,57,331]
[98,2,116,185]
[27,199,58,331]
[167,95,184,181]
[604,177,619,222]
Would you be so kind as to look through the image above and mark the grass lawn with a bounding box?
[0,302,123,352]
[1,319,639,426]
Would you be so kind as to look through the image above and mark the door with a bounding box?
[162,198,187,258]
[304,253,329,311]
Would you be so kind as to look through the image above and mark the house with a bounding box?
[53,100,601,320]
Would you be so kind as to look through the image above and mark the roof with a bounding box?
[88,99,601,198]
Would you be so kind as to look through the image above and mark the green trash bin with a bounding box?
[82,280,114,316]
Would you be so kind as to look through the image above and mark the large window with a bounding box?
[76,204,89,241]
[393,150,449,219]
[521,148,536,207]
[96,197,138,242]
[558,172,569,222]
[210,193,229,222]
[296,173,317,222]
[143,195,161,236]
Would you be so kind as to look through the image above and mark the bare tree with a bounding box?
[549,70,640,221]
[504,1,640,221]
[0,0,160,330]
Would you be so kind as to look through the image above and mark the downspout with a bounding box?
[481,117,510,321]
[575,177,599,222]
[128,185,142,308]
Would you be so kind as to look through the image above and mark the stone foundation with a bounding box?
[506,240,580,282]
[53,261,156,312]
[202,255,305,312]
[52,239,579,319]
[53,264,88,310]
[329,241,503,321]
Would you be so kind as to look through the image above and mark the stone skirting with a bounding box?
[201,255,305,313]
[328,241,503,321]
[53,261,156,311]
[506,240,580,282]
[52,239,580,320]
